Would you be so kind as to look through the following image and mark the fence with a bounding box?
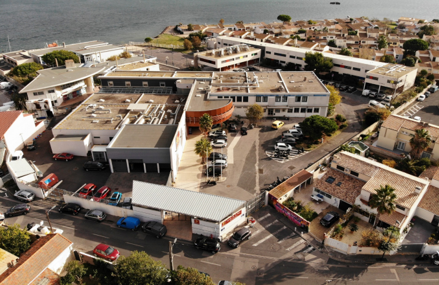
[129,41,184,49]
[246,192,266,215]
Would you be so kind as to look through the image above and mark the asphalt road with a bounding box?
[402,89,439,124]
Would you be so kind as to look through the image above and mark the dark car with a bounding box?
[241,127,248,135]
[5,204,30,217]
[83,161,105,171]
[348,86,356,93]
[335,82,341,88]
[142,221,167,238]
[320,211,340,227]
[207,165,224,176]
[194,236,221,253]
[339,85,347,91]
[59,203,81,215]
[425,91,431,97]
[228,124,238,132]
[121,197,132,209]
[228,228,252,248]
[53,153,74,161]
[208,152,227,161]
[278,137,296,146]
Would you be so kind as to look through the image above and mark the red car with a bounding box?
[93,244,120,261]
[53,153,74,161]
[92,186,111,202]
[78,183,96,198]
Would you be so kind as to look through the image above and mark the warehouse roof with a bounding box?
[132,181,246,222]
[109,124,177,148]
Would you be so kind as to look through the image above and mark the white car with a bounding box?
[293,124,302,132]
[14,190,35,202]
[413,116,421,122]
[384,95,392,102]
[209,130,226,137]
[417,95,426,101]
[209,159,227,168]
[211,139,227,148]
[274,142,292,151]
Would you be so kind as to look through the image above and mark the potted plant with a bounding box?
[353,216,360,224]
[349,223,359,233]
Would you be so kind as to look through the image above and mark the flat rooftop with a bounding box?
[117,61,157,71]
[197,45,259,60]
[187,81,231,111]
[3,51,31,61]
[102,71,214,79]
[51,135,88,141]
[110,124,177,148]
[367,63,417,78]
[29,40,109,57]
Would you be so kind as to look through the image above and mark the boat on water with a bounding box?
[330,2,341,4]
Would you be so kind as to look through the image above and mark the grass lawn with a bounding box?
[154,34,185,46]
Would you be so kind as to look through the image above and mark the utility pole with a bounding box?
[46,205,57,233]
[169,238,177,271]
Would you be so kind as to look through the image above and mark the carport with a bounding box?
[132,180,246,241]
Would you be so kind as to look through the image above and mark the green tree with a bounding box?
[417,25,436,38]
[115,251,169,285]
[427,73,435,81]
[298,28,307,34]
[187,24,194,31]
[409,129,431,159]
[304,52,333,74]
[378,35,388,49]
[300,115,338,141]
[0,224,31,256]
[338,48,352,56]
[184,39,193,50]
[144,37,153,43]
[396,158,427,176]
[245,104,264,125]
[323,27,329,32]
[327,85,341,106]
[277,15,292,22]
[191,36,202,49]
[348,30,358,35]
[420,69,428,77]
[42,50,79,66]
[173,266,215,285]
[60,260,87,285]
[433,19,439,23]
[364,107,391,126]
[337,144,356,154]
[380,55,396,63]
[188,31,207,41]
[308,20,317,24]
[327,40,337,47]
[401,57,416,67]
[369,185,397,228]
[403,39,429,55]
[199,113,213,136]
[11,62,43,77]
[194,138,212,164]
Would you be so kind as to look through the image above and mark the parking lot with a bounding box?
[401,89,439,124]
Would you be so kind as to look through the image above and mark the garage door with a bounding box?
[338,200,351,212]
[112,159,128,172]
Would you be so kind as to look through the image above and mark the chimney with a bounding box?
[65,59,75,69]
[415,186,422,194]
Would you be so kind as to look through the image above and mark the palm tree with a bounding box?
[409,129,431,159]
[369,185,397,228]
[194,138,212,164]
[199,113,213,137]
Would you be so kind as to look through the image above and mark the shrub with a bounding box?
[119,51,132,59]
[107,55,120,61]
[382,159,397,168]
[335,114,347,122]
[339,123,348,129]
[349,223,359,232]
[353,216,360,223]
[361,229,383,247]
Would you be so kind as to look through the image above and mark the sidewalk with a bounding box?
[327,250,433,266]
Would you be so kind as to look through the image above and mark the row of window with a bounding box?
[333,64,352,70]
[33,89,55,96]
[61,80,82,90]
[217,95,249,102]
[107,81,166,87]
[336,165,359,177]
[314,188,332,199]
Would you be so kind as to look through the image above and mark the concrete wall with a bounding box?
[192,218,220,239]
[16,180,45,198]
[47,245,74,275]
[49,134,92,156]
[219,207,247,239]
[421,243,439,255]
[169,111,187,182]
[133,206,163,223]
[415,206,434,223]
[52,129,118,145]
[4,113,39,152]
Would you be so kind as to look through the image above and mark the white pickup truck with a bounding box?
[311,194,324,203]
[27,221,63,237]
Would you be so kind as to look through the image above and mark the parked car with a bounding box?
[92,186,111,202]
[207,165,223,175]
[241,127,248,135]
[14,190,35,202]
[293,124,302,132]
[83,161,105,171]
[208,152,227,161]
[368,91,377,98]
[347,86,356,93]
[5,204,30,217]
[53,153,74,161]
[117,216,141,231]
[418,95,426,101]
[84,209,107,222]
[209,130,226,137]
[214,135,228,142]
[282,132,296,139]
[320,211,340,227]
[334,82,341,88]
[228,228,252,248]
[211,139,227,148]
[376,93,386,100]
[271,120,285,129]
[209,159,227,169]
[93,244,120,261]
[142,221,167,238]
[425,91,431,97]
[284,129,302,137]
[277,138,296,146]
[228,124,237,132]
[108,192,122,206]
[26,141,36,151]
[194,236,221,253]
[339,85,347,91]
[121,197,132,209]
[384,95,392,102]
[59,203,81,215]
[274,142,292,151]
[11,151,23,161]
[78,183,97,198]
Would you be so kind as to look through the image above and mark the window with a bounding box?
[275,109,280,113]
[266,51,272,54]
[288,109,293,113]
[48,90,55,93]
[243,96,248,102]
[53,100,57,104]
[294,108,300,113]
[125,81,131,87]
[108,81,114,87]
[396,205,405,211]
[350,170,359,177]
[314,108,319,113]
[282,96,288,102]
[142,81,149,87]
[94,137,101,139]
[231,97,236,102]
[302,96,308,102]
[256,96,261,102]
[262,96,268,102]
[300,108,306,113]
[315,188,332,199]
[217,96,223,99]
[295,96,301,102]
[290,55,296,59]
[237,96,242,102]
[368,76,378,80]
[160,82,166,87]
[353,67,361,71]
[275,96,281,102]
[274,52,286,57]
[336,182,342,186]
[325,177,336,184]
[33,92,44,96]
[307,108,312,113]
[337,165,345,171]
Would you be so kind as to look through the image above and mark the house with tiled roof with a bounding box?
[0,234,73,285]
[268,170,313,202]
[377,114,439,159]
[314,151,429,232]
[417,167,439,225]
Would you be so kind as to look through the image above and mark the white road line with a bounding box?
[252,226,286,246]
[252,221,278,237]
[126,242,143,247]
[277,232,295,244]
[296,277,309,279]
[227,134,242,164]
[419,279,439,281]
[92,233,109,239]
[390,269,399,282]
[286,239,305,251]
[200,260,221,266]
[375,279,397,281]
[60,225,75,230]
[258,214,270,222]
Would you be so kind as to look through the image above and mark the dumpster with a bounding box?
[38,173,59,190]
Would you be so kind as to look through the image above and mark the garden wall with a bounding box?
[325,236,396,255]
[421,243,439,255]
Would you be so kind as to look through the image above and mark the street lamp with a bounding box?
[166,56,169,65]
[46,205,57,233]
[169,238,178,271]
[380,220,400,261]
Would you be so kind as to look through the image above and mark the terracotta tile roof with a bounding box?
[333,152,380,177]
[419,166,439,180]
[300,41,317,49]
[0,249,18,276]
[430,50,439,57]
[254,34,270,40]
[0,111,22,139]
[362,168,428,209]
[272,38,291,45]
[0,234,72,285]
[379,210,407,226]
[418,185,439,215]
[235,23,245,29]
[381,115,439,139]
[315,168,365,204]
[31,268,60,285]
[269,169,312,199]
[434,168,439,182]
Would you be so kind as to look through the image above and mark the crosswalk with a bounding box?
[403,103,423,117]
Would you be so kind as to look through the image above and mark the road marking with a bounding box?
[252,226,286,246]
[92,234,109,239]
[277,232,296,244]
[252,221,278,237]
[126,242,143,247]
[390,269,399,282]
[60,225,75,230]
[296,277,308,279]
[227,133,242,164]
[200,260,221,266]
[258,214,270,222]
[419,279,439,281]
[286,239,306,251]
[375,279,397,281]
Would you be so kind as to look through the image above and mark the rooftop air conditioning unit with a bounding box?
[98,99,105,102]
[90,114,97,117]
[98,106,104,110]
[92,120,99,123]
[125,99,131,103]
[415,186,422,194]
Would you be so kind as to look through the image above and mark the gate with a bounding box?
[399,243,424,253]
[246,192,266,215]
